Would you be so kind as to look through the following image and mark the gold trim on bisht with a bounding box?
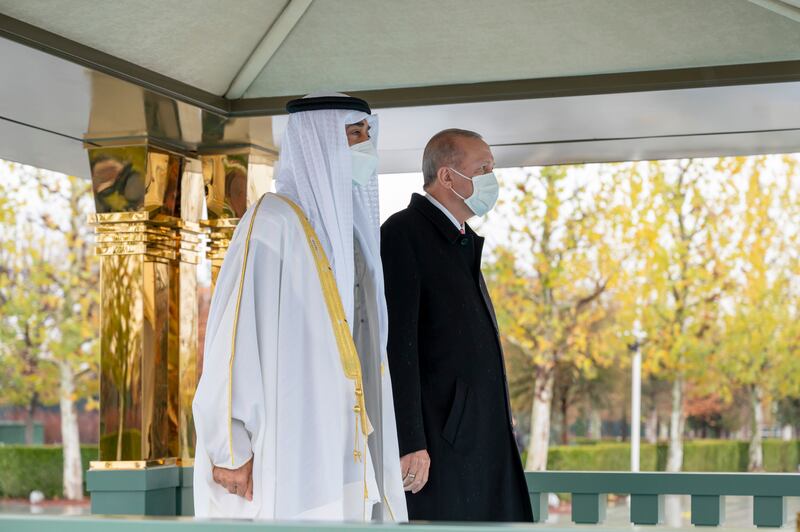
[224,193,372,504]
[273,193,372,506]
[273,194,369,437]
[226,193,268,466]
[384,495,397,522]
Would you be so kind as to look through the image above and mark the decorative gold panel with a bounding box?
[174,162,206,464]
[201,149,274,287]
[89,146,179,217]
[89,144,183,464]
[88,140,272,467]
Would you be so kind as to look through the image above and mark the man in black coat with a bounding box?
[380,129,532,522]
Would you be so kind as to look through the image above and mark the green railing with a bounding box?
[526,471,800,527]
[1,471,798,530]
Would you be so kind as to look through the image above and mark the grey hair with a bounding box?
[422,128,483,189]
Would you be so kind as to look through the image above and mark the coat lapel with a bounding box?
[469,230,499,335]
[468,225,511,425]
[411,193,502,336]
[409,193,461,244]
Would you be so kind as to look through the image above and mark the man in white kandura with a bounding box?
[192,93,408,521]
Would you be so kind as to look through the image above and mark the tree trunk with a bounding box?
[560,392,569,445]
[658,419,669,441]
[666,378,684,472]
[734,425,748,441]
[24,395,37,445]
[588,407,602,440]
[645,406,658,443]
[59,362,83,500]
[526,370,554,471]
[748,384,764,472]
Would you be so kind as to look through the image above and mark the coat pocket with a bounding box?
[442,378,468,446]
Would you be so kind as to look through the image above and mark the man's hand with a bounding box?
[212,457,253,500]
[400,449,430,494]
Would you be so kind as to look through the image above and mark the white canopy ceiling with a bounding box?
[1,0,799,177]
[1,0,799,99]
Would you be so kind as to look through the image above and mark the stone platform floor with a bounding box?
[1,495,798,528]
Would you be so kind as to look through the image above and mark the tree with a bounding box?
[777,397,800,439]
[44,172,100,498]
[0,232,61,443]
[625,159,735,471]
[642,377,672,443]
[0,162,59,443]
[487,155,800,472]
[0,162,99,499]
[487,165,624,470]
[716,156,800,470]
[552,358,620,444]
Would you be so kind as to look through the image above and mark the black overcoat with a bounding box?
[380,193,532,522]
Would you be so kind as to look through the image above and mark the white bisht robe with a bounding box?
[192,192,406,521]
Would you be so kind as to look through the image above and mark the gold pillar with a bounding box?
[88,143,183,467]
[174,160,206,464]
[201,149,274,287]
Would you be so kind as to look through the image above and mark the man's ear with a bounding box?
[437,166,452,189]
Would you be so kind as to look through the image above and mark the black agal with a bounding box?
[285,95,371,115]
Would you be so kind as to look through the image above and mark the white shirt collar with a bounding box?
[425,193,464,232]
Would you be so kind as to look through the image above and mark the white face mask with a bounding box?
[448,167,499,217]
[350,139,378,186]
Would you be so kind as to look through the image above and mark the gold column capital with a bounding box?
[199,147,275,287]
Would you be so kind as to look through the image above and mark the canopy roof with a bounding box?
[1,0,799,176]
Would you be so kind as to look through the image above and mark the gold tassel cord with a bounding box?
[275,194,370,438]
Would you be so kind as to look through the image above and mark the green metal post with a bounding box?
[571,493,606,524]
[753,495,785,528]
[630,493,664,525]
[691,494,725,526]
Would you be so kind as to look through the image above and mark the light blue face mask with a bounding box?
[350,139,378,186]
[448,167,499,217]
